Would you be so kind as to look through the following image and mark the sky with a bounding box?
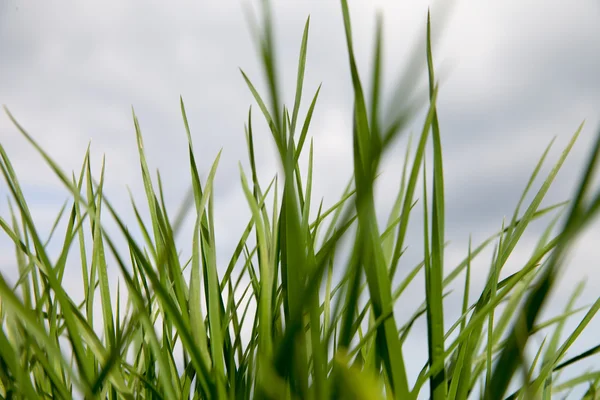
[1,0,600,397]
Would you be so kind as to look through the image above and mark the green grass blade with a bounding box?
[290,16,310,136]
[425,11,447,399]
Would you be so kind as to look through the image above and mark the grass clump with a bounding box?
[1,2,600,399]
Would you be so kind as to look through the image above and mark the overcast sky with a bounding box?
[1,0,600,396]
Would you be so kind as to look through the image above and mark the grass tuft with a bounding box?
[1,2,599,399]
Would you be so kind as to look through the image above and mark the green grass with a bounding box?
[1,2,600,399]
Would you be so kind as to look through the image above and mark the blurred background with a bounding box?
[1,0,600,395]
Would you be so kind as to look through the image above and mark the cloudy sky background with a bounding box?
[1,0,600,396]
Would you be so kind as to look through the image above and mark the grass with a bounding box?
[1,1,600,399]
